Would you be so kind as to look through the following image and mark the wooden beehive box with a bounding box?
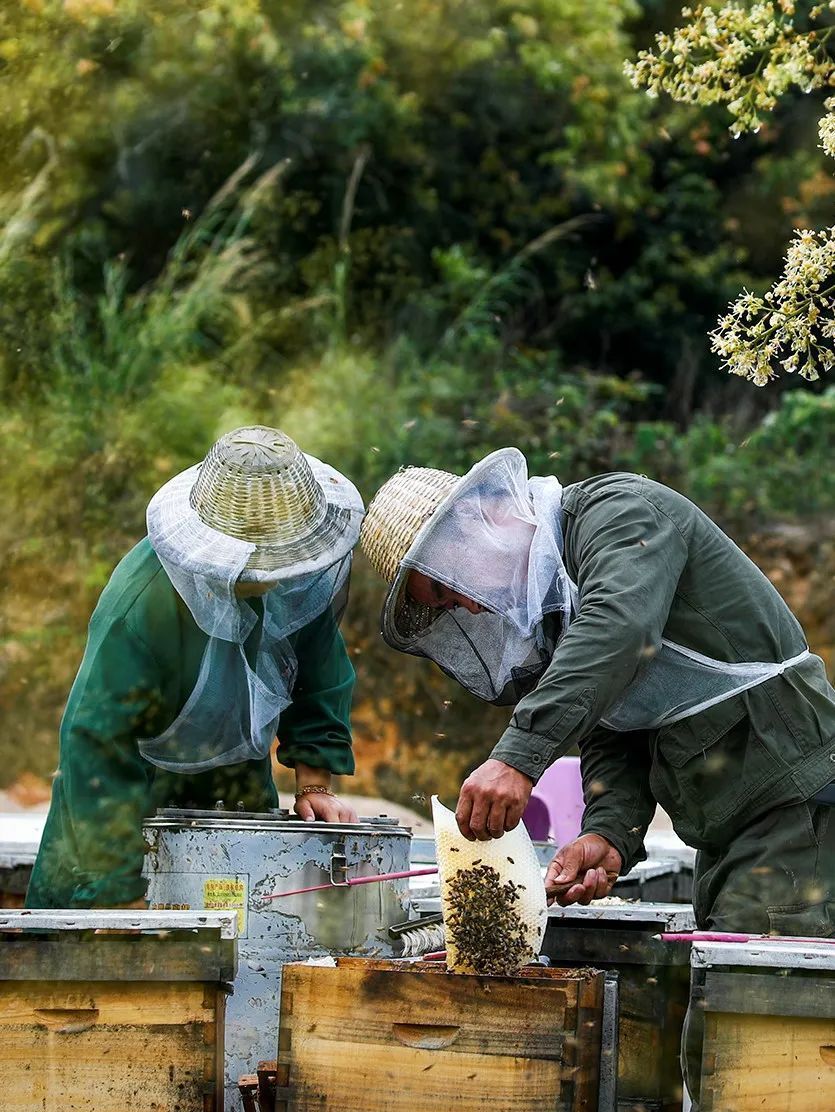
[543,902,695,1111]
[0,910,237,1112]
[276,956,606,1111]
[691,939,835,1110]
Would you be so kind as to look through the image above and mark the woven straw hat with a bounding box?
[148,426,363,578]
[362,450,517,643]
[360,464,459,640]
[360,466,460,584]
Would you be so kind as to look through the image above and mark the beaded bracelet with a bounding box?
[295,785,335,798]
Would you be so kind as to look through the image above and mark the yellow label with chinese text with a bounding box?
[204,876,247,935]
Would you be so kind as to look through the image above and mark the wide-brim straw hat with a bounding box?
[361,448,517,643]
[148,426,363,579]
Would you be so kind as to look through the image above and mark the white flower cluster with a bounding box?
[711,227,835,384]
[629,3,835,381]
[625,2,835,138]
[820,96,835,156]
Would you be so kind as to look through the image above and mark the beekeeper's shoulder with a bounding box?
[563,473,696,542]
[561,471,647,516]
[89,537,176,645]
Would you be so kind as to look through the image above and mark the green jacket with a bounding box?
[491,474,835,872]
[26,538,355,909]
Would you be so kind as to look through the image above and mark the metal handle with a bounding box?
[329,847,348,886]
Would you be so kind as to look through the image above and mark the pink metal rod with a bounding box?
[659,931,835,945]
[263,866,439,901]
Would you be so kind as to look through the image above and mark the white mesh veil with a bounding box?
[140,455,363,773]
[601,639,811,731]
[381,449,577,705]
[379,449,810,729]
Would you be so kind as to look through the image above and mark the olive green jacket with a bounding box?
[491,474,835,872]
[26,539,355,909]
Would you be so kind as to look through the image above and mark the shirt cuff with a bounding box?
[275,741,355,776]
[489,726,562,783]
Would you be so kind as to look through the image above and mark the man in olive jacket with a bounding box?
[363,453,834,1105]
[361,456,835,937]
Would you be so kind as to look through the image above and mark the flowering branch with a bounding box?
[711,228,835,383]
[626,3,835,137]
[627,3,835,382]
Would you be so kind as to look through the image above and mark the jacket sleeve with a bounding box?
[489,483,689,780]
[50,617,166,907]
[578,725,656,874]
[276,607,356,775]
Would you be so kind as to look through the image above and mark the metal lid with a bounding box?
[144,807,411,835]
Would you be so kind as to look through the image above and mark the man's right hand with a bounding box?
[545,833,622,907]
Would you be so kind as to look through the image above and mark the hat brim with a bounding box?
[148,456,364,581]
[381,448,524,647]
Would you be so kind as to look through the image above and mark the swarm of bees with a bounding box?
[445,862,535,976]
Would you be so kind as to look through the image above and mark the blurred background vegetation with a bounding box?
[1,0,833,814]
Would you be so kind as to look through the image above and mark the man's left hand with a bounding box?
[294,791,358,824]
[455,759,534,841]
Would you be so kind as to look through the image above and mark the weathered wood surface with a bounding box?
[0,979,222,1111]
[277,958,604,1111]
[238,1061,283,1112]
[699,969,835,1019]
[0,932,236,982]
[544,922,689,1112]
[701,1012,835,1111]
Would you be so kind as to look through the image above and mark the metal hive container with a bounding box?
[143,807,411,1110]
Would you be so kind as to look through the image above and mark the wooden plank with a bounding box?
[0,980,220,1111]
[0,935,236,982]
[572,968,603,1110]
[700,970,835,1019]
[257,1060,278,1112]
[279,960,603,1111]
[239,1076,260,1112]
[288,1043,565,1111]
[283,963,573,1060]
[0,979,217,1029]
[701,1012,835,1112]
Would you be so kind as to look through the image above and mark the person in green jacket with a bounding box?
[362,448,835,1106]
[27,426,364,910]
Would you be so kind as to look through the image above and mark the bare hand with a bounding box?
[545,834,622,906]
[455,759,533,841]
[294,792,358,824]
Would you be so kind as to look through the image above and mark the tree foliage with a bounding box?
[1,0,833,796]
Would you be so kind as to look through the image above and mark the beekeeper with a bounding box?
[360,450,835,937]
[27,426,364,910]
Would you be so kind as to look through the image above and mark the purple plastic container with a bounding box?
[521,755,584,848]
